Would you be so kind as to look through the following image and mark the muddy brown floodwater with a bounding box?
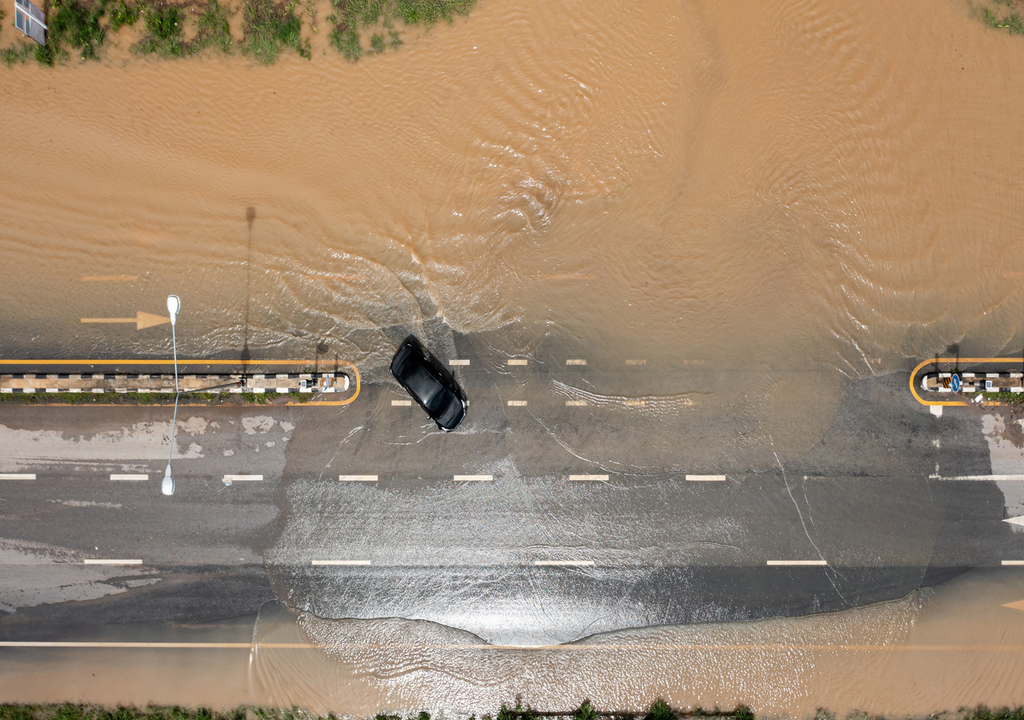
[3,0,1024,712]
[3,0,1024,465]
[2,570,1024,715]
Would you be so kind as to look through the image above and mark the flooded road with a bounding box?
[4,0,1024,713]
[2,0,1024,463]
[3,570,1024,716]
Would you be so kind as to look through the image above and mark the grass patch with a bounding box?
[241,0,309,64]
[974,0,1024,34]
[982,391,1024,405]
[1,43,34,67]
[106,0,140,31]
[327,0,473,61]
[49,0,105,60]
[134,6,186,57]
[190,0,233,53]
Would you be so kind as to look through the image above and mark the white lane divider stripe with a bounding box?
[566,359,587,366]
[507,359,528,366]
[391,399,412,407]
[83,559,143,565]
[339,475,378,482]
[449,359,470,366]
[569,474,609,481]
[223,474,263,482]
[534,560,595,567]
[507,400,528,406]
[110,474,148,481]
[0,473,36,480]
[686,474,726,482]
[454,474,493,482]
[767,560,828,566]
[1002,560,1024,566]
[566,400,587,407]
[311,560,371,566]
[955,475,1024,481]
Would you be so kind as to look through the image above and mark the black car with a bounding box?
[389,336,467,431]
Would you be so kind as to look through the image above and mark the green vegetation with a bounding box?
[191,0,233,54]
[982,391,1024,405]
[327,0,473,62]
[49,0,105,60]
[1,43,34,66]
[107,0,140,31]
[134,6,185,57]
[241,0,309,64]
[974,0,1024,34]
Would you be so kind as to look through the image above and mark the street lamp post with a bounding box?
[162,295,181,496]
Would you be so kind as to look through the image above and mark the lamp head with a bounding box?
[166,295,181,327]
[161,464,174,496]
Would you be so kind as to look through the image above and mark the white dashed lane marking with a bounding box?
[0,473,35,480]
[566,400,587,407]
[507,400,528,407]
[338,475,378,482]
[449,359,470,366]
[569,474,609,481]
[767,560,828,566]
[391,399,412,407]
[507,359,528,366]
[534,560,595,567]
[110,474,148,481]
[83,559,143,565]
[566,359,587,366]
[454,475,493,482]
[311,560,372,566]
[686,474,727,482]
[223,474,263,482]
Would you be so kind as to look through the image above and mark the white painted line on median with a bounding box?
[449,359,470,366]
[391,399,412,407]
[0,473,36,480]
[339,475,378,482]
[83,559,143,566]
[507,359,528,366]
[311,560,372,566]
[569,474,609,481]
[534,560,595,567]
[686,474,727,482]
[110,474,148,481]
[566,359,587,366]
[955,475,1024,481]
[223,474,263,482]
[1003,560,1024,566]
[454,474,493,482]
[566,400,587,406]
[507,400,528,406]
[767,560,828,566]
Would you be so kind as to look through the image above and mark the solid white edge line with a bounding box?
[338,475,378,482]
[568,474,609,481]
[110,474,148,481]
[391,399,412,406]
[686,474,727,482]
[767,560,828,566]
[534,560,595,567]
[311,560,372,566]
[955,475,1024,481]
[0,473,36,480]
[454,474,493,482]
[83,559,143,565]
[223,474,263,482]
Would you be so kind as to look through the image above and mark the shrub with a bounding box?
[648,700,673,720]
[134,6,185,56]
[191,0,233,54]
[107,0,139,31]
[242,0,309,64]
[49,0,105,59]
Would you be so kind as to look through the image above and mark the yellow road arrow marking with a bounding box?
[1002,599,1024,612]
[80,312,170,330]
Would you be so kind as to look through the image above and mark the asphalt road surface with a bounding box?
[1,342,1023,646]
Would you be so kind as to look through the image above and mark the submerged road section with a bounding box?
[1,343,1024,646]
